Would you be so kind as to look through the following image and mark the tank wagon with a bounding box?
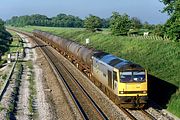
[33,30,148,108]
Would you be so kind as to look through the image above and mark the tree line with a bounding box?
[6,13,111,29]
[6,14,84,28]
[6,0,179,42]
[6,13,152,32]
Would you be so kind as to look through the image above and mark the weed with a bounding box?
[6,63,23,119]
[26,61,37,119]
[2,74,7,80]
[0,103,4,111]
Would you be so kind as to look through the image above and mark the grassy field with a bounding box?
[15,26,180,117]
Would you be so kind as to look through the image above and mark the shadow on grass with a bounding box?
[0,63,6,68]
[148,74,178,109]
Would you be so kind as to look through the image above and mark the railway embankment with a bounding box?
[1,32,55,119]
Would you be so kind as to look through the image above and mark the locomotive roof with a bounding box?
[93,51,143,70]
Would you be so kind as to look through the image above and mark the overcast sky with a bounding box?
[0,0,169,24]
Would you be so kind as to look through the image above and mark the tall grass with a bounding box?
[26,60,37,119]
[6,63,23,120]
[167,89,180,117]
[18,26,180,117]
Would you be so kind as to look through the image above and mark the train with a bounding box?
[33,30,148,108]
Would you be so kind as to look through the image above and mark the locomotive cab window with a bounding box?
[120,70,145,83]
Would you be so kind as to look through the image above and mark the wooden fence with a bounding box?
[129,35,170,41]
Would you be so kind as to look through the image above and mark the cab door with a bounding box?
[108,70,112,89]
[108,70,118,93]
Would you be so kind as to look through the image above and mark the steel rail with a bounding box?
[33,36,88,120]
[140,109,156,120]
[32,34,108,120]
[0,52,19,101]
[119,108,138,120]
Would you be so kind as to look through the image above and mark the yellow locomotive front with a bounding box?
[92,51,148,108]
[118,69,148,108]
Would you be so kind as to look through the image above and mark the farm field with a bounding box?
[15,26,180,117]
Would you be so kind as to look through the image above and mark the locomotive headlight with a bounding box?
[120,91,124,94]
[143,91,147,94]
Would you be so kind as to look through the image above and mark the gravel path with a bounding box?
[16,66,30,120]
[15,34,56,120]
[31,36,83,119]
[15,33,31,120]
[33,46,54,120]
[35,46,82,120]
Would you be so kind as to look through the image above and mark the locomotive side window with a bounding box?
[113,71,117,81]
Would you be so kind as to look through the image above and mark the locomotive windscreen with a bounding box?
[120,71,145,83]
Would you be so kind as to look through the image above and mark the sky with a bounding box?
[0,0,169,24]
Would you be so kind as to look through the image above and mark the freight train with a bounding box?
[33,30,148,108]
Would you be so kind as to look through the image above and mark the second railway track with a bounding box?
[34,36,108,120]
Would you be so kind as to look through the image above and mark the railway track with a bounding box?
[119,107,138,120]
[12,30,177,120]
[140,109,156,120]
[34,36,108,120]
[120,107,156,120]
[34,35,156,120]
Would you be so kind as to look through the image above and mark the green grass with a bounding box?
[15,26,180,118]
[0,30,22,66]
[8,31,22,53]
[6,63,23,119]
[0,103,4,112]
[167,89,180,117]
[2,74,7,80]
[26,60,37,119]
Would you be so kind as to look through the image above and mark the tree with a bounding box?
[51,14,83,28]
[84,15,102,32]
[0,18,5,30]
[131,17,142,29]
[161,0,180,42]
[152,24,165,37]
[0,17,12,56]
[110,12,132,36]
[101,18,110,28]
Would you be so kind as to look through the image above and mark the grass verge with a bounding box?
[26,60,37,119]
[6,63,23,120]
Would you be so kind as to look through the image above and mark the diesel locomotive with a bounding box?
[33,30,148,108]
